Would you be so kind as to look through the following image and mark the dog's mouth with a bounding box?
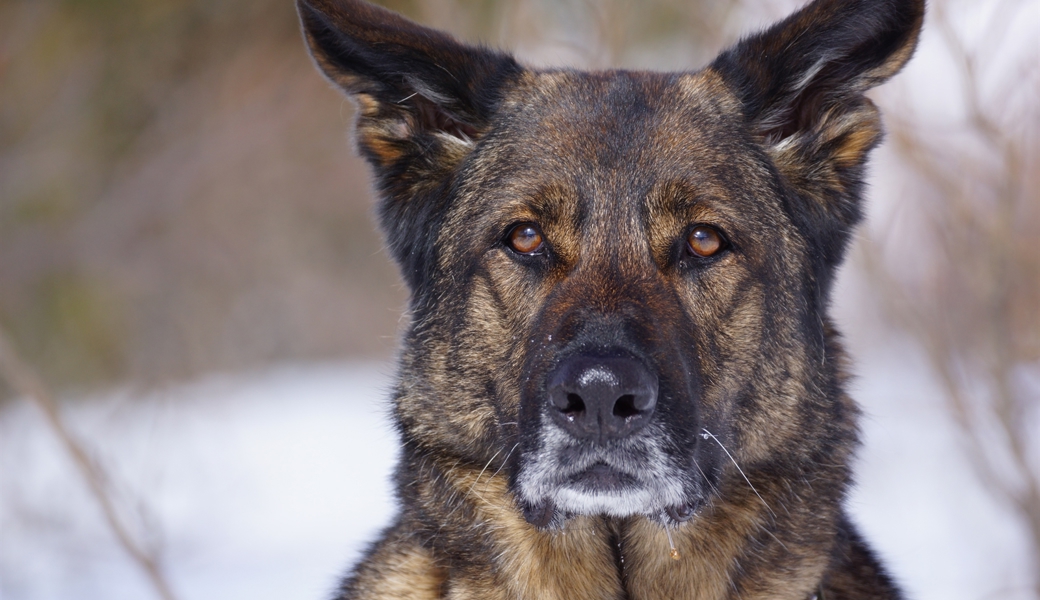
[568,462,640,492]
[515,435,702,528]
[520,494,698,529]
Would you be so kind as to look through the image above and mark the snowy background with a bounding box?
[1,353,1034,600]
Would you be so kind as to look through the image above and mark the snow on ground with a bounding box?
[1,362,399,600]
[0,357,1033,600]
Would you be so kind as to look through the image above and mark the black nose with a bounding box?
[547,354,658,443]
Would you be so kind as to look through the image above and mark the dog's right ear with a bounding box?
[297,0,522,288]
[297,0,521,188]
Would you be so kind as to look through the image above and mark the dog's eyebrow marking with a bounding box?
[701,428,776,518]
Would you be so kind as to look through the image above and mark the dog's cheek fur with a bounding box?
[390,264,545,470]
[391,213,568,468]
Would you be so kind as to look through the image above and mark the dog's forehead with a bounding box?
[500,70,739,164]
[464,68,772,222]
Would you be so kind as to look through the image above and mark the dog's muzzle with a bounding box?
[516,349,698,528]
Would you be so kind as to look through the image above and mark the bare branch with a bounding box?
[865,0,1040,590]
[0,329,180,600]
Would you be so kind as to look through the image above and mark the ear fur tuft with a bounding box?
[296,0,521,172]
[713,0,924,147]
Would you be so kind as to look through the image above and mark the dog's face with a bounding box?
[298,0,922,527]
[449,72,803,524]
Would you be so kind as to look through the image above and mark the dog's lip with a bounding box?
[522,500,557,528]
[666,503,696,522]
[567,462,639,490]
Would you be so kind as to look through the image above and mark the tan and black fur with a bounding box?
[296,0,924,598]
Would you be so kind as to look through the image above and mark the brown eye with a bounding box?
[686,225,724,258]
[507,223,545,255]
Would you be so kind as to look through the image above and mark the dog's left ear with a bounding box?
[712,0,924,263]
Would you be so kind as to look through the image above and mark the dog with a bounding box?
[296,0,923,597]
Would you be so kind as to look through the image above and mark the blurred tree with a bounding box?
[0,0,395,388]
[866,0,1040,594]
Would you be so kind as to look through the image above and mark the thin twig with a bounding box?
[0,329,180,600]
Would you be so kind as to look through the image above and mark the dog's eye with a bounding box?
[506,223,546,255]
[686,225,725,258]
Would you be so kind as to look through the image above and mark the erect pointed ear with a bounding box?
[297,0,522,290]
[297,0,521,186]
[711,0,923,263]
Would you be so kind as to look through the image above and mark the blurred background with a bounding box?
[0,0,1036,599]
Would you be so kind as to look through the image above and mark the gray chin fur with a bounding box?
[516,421,693,521]
[520,498,702,531]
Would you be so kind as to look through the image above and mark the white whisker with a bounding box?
[701,428,775,518]
[483,442,520,493]
[470,449,502,495]
[692,457,721,497]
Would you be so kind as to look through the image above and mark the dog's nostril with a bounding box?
[562,393,585,417]
[547,353,658,442]
[613,394,639,418]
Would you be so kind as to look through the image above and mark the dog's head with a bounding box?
[298,0,923,527]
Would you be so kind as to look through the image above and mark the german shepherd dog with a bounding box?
[297,0,923,597]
